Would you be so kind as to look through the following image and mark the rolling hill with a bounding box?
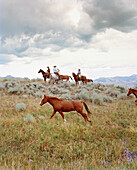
[94,74,137,87]
[0,74,137,87]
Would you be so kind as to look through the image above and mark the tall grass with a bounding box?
[0,92,137,169]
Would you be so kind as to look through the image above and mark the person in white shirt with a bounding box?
[53,66,59,76]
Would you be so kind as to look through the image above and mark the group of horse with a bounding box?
[38,69,93,85]
[38,69,137,123]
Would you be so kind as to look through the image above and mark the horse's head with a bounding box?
[127,88,132,96]
[40,95,48,106]
[72,72,76,77]
[38,69,42,73]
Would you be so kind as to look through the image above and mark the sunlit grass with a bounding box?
[0,92,137,169]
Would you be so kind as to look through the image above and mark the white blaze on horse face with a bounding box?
[40,101,43,106]
[40,98,45,106]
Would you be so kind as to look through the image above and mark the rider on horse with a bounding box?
[77,69,81,80]
[47,66,50,78]
[53,66,60,80]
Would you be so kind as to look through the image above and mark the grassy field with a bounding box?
[0,82,137,169]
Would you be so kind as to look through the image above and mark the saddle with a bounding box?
[78,77,81,81]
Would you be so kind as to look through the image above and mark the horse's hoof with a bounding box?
[89,121,92,125]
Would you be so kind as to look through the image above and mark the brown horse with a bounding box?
[38,69,50,82]
[72,72,87,86]
[127,88,137,105]
[40,95,92,123]
[59,74,73,81]
[86,79,93,83]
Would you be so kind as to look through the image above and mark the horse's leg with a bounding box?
[58,110,66,122]
[76,107,91,123]
[44,77,46,82]
[79,111,91,122]
[50,110,56,119]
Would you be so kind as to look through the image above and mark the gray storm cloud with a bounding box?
[83,0,137,32]
[1,0,137,37]
[0,0,137,64]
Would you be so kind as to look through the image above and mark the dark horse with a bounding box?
[40,95,92,123]
[72,72,87,86]
[127,88,137,105]
[38,69,49,82]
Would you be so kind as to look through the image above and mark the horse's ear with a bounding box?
[44,94,46,98]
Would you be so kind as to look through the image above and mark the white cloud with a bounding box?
[0,54,19,64]
[0,0,137,78]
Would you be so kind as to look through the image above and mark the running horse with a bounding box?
[38,69,49,82]
[40,95,92,123]
[127,88,137,105]
[59,75,73,81]
[72,72,87,86]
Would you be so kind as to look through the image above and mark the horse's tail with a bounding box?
[81,101,92,115]
[69,76,73,80]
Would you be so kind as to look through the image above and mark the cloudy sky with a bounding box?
[0,0,137,79]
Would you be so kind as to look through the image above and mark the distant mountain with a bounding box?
[6,75,15,78]
[0,75,23,79]
[94,74,137,87]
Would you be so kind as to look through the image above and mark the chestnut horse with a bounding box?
[86,79,93,83]
[38,69,49,82]
[72,72,87,86]
[59,75,73,81]
[38,69,58,84]
[40,95,92,123]
[127,88,137,105]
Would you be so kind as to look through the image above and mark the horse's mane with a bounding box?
[72,72,76,76]
[39,69,46,74]
[48,96,63,101]
[131,88,137,91]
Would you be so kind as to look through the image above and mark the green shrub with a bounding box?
[92,94,104,105]
[79,89,90,100]
[103,95,113,103]
[8,85,24,94]
[34,91,44,98]
[0,83,5,90]
[118,94,127,100]
[60,93,71,100]
[15,103,26,111]
[24,114,35,123]
[116,86,125,93]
